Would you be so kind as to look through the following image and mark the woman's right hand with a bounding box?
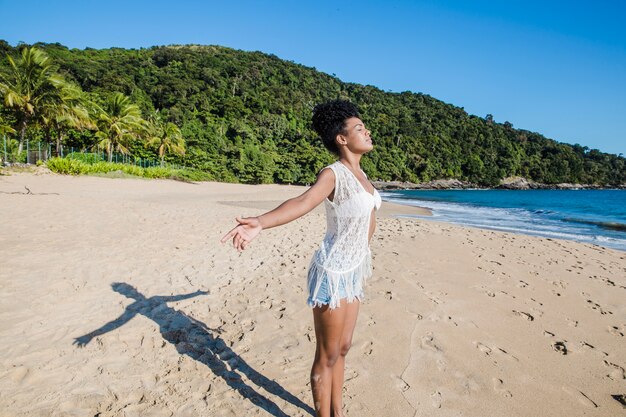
[220,216,262,251]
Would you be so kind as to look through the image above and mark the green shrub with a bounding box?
[66,152,103,164]
[86,162,143,178]
[121,165,144,177]
[86,162,129,174]
[143,167,171,178]
[47,157,216,182]
[46,157,87,175]
[171,168,214,182]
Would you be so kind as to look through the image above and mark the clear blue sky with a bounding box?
[1,0,624,155]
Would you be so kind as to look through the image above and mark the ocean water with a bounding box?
[381,189,626,251]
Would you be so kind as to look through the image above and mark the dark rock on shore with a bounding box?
[498,176,626,190]
[373,176,626,191]
[497,176,536,190]
[372,178,478,190]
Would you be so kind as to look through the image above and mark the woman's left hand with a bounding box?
[220,216,262,251]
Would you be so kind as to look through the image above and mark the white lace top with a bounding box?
[307,161,381,308]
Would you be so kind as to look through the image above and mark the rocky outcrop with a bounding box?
[419,179,476,189]
[372,179,477,190]
[498,177,605,190]
[371,180,416,190]
[497,176,537,190]
[374,176,625,190]
[551,183,600,190]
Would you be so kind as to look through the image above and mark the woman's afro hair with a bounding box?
[311,100,360,155]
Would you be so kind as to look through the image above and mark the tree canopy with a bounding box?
[1,40,624,186]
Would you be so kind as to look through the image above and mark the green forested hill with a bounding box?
[1,41,624,186]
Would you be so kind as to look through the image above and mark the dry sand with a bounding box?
[0,172,624,417]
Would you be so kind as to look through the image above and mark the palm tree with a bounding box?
[0,116,16,164]
[0,47,64,154]
[94,93,146,162]
[40,81,95,155]
[147,113,186,166]
[0,112,15,136]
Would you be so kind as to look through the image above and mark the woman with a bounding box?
[221,99,381,417]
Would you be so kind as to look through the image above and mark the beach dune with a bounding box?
[0,173,624,416]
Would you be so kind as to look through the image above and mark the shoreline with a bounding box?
[373,178,626,190]
[379,189,626,252]
[3,169,623,250]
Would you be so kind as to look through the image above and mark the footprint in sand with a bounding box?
[474,342,492,356]
[275,306,286,320]
[304,327,314,343]
[586,299,613,315]
[551,341,568,355]
[421,333,441,352]
[500,290,515,299]
[360,340,374,356]
[430,391,442,409]
[427,294,443,305]
[344,369,359,383]
[589,274,617,287]
[530,307,544,318]
[345,401,366,415]
[481,345,520,363]
[608,325,624,337]
[392,375,410,392]
[512,310,534,321]
[492,378,513,398]
[436,315,459,327]
[603,360,625,381]
[577,341,597,353]
[562,386,598,408]
[498,343,516,354]
[403,310,424,321]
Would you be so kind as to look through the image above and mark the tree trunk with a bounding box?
[160,155,164,167]
[17,118,27,154]
[57,132,65,157]
[54,123,61,155]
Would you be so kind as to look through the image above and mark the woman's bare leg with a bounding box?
[311,303,348,417]
[330,300,359,417]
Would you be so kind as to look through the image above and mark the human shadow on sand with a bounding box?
[74,282,314,417]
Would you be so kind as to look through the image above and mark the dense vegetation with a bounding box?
[1,41,624,186]
[45,154,212,182]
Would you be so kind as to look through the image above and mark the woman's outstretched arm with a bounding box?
[220,168,335,251]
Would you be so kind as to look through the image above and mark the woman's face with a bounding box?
[338,117,373,154]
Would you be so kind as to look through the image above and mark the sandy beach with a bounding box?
[0,172,624,417]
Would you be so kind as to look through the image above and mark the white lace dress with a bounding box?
[307,161,382,309]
